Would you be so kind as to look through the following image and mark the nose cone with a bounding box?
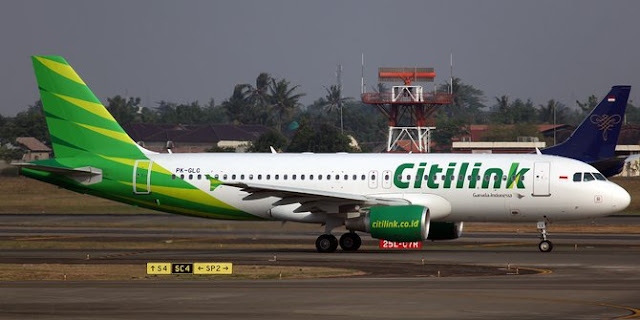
[609,183,631,212]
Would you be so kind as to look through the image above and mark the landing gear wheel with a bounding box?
[538,240,553,252]
[536,220,553,252]
[339,232,362,251]
[316,234,338,253]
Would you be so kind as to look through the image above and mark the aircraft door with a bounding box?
[133,160,152,194]
[532,162,550,197]
[382,170,392,189]
[368,170,378,189]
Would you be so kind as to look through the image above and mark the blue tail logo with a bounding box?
[589,114,621,141]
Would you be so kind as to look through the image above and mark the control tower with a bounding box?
[361,67,452,152]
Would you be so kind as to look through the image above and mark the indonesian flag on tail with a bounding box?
[608,95,616,102]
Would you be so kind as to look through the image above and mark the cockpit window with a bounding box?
[593,173,606,181]
[573,173,582,182]
[583,172,595,182]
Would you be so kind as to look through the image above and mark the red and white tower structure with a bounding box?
[362,67,452,152]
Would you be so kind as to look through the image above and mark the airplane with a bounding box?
[17,56,631,253]
[541,86,631,177]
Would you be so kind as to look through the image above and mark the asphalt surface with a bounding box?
[0,214,639,319]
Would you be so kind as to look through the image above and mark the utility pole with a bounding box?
[337,64,344,134]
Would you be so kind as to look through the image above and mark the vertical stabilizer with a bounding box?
[32,56,145,159]
[542,86,631,163]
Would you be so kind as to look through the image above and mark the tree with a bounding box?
[106,96,141,125]
[287,121,355,153]
[221,84,252,124]
[0,101,49,145]
[576,95,599,113]
[537,99,566,124]
[248,129,288,152]
[438,77,487,124]
[432,114,467,152]
[320,85,352,131]
[268,78,305,132]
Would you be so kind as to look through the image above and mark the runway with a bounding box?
[0,214,639,319]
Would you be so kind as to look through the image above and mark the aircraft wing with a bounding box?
[222,182,409,214]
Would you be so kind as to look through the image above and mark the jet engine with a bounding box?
[427,222,464,240]
[345,205,430,242]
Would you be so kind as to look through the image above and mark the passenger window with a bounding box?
[352,175,357,180]
[171,174,176,180]
[593,173,606,181]
[384,174,390,181]
[223,174,228,180]
[335,174,340,180]
[214,174,219,179]
[327,175,331,180]
[232,174,236,180]
[257,174,262,180]
[188,174,193,180]
[371,174,376,180]
[361,175,366,180]
[266,174,270,180]
[344,174,348,180]
[241,174,245,180]
[310,175,314,180]
[180,174,184,180]
[197,174,202,180]
[573,173,582,182]
[249,174,253,180]
[318,175,322,180]
[292,174,297,180]
[583,172,595,182]
[301,175,305,180]
[284,174,288,180]
[275,174,279,180]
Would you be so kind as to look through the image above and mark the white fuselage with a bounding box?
[146,152,631,224]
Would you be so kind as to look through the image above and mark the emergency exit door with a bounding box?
[532,162,550,197]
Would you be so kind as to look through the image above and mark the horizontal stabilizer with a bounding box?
[13,163,102,185]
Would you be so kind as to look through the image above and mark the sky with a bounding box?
[2,0,639,116]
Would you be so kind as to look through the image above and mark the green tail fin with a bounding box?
[32,55,145,159]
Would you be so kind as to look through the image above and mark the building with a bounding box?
[122,123,269,153]
[15,137,51,161]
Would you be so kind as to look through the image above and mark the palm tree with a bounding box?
[267,78,305,132]
[221,84,251,124]
[538,99,565,124]
[321,85,352,132]
[247,73,271,109]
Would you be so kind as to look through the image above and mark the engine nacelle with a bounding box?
[427,222,464,240]
[345,205,430,242]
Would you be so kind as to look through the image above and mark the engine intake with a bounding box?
[345,205,430,242]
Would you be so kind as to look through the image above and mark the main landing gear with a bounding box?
[537,220,553,252]
[315,232,362,253]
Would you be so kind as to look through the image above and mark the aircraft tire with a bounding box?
[538,240,553,252]
[339,232,362,251]
[316,234,338,253]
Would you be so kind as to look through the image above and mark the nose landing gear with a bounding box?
[537,220,553,252]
